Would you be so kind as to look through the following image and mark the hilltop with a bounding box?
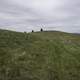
[0,29,80,80]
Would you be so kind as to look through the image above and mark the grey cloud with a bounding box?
[0,0,80,33]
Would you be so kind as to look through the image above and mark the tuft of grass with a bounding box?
[0,29,80,80]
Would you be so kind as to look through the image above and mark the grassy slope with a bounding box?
[0,29,80,80]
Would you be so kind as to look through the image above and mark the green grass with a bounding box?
[0,29,80,80]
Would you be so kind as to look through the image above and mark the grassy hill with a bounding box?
[0,29,80,80]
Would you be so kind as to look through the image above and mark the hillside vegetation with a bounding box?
[0,29,80,80]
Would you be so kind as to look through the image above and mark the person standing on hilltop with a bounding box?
[40,28,43,32]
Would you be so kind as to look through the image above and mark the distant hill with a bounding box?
[0,29,80,80]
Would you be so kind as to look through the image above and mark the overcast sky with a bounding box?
[0,0,80,33]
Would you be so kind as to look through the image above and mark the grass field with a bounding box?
[0,29,80,80]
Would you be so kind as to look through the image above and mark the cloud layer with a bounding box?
[0,0,80,33]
